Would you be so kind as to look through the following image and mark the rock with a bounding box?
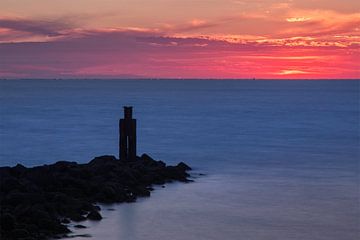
[177,162,192,171]
[1,177,24,193]
[140,153,154,162]
[87,210,102,221]
[74,224,87,229]
[163,166,189,182]
[88,155,117,166]
[51,161,77,171]
[4,192,27,206]
[11,164,27,176]
[70,215,87,222]
[61,218,70,224]
[0,154,192,239]
[101,185,117,201]
[132,186,151,197]
[12,228,29,238]
[0,213,15,231]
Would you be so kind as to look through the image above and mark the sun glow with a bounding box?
[286,17,311,22]
[278,70,310,75]
[0,0,359,79]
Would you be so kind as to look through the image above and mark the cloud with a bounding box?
[0,14,359,79]
[160,19,218,33]
[0,17,72,36]
[286,17,311,22]
[0,17,77,43]
[277,69,310,75]
[270,10,360,40]
[291,0,360,14]
[1,27,358,79]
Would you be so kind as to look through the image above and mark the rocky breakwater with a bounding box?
[0,154,191,240]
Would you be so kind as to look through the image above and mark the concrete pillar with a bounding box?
[119,106,136,160]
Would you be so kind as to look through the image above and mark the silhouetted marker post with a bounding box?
[119,106,136,160]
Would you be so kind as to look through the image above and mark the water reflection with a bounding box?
[65,170,358,240]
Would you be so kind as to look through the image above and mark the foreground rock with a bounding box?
[0,154,191,240]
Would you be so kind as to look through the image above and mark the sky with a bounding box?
[0,0,359,79]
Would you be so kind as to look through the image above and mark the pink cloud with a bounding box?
[0,18,70,36]
[0,16,359,79]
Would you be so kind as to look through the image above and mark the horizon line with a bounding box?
[0,78,359,81]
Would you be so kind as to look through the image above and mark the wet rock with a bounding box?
[74,224,86,229]
[11,164,27,177]
[140,153,154,162]
[12,228,29,238]
[0,213,15,231]
[87,210,102,221]
[177,162,192,171]
[0,154,191,240]
[69,213,87,222]
[61,218,70,224]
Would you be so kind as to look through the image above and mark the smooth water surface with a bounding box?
[0,80,359,240]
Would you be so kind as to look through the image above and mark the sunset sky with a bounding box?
[0,0,359,79]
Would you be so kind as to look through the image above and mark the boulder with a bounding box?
[12,228,30,238]
[87,210,102,221]
[0,213,15,231]
[177,162,192,171]
[0,154,192,239]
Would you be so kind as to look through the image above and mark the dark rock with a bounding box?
[87,210,102,221]
[132,186,151,197]
[140,153,154,162]
[74,224,86,229]
[101,185,117,200]
[0,213,15,231]
[51,161,77,171]
[61,218,70,224]
[0,154,192,239]
[88,155,117,166]
[69,213,87,222]
[177,162,192,171]
[163,166,189,182]
[11,164,27,176]
[1,177,24,193]
[12,228,29,238]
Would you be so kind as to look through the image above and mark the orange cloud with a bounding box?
[286,17,311,22]
[278,70,310,75]
[0,3,359,79]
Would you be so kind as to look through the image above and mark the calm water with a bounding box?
[0,80,359,240]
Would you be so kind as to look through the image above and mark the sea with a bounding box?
[0,79,358,240]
